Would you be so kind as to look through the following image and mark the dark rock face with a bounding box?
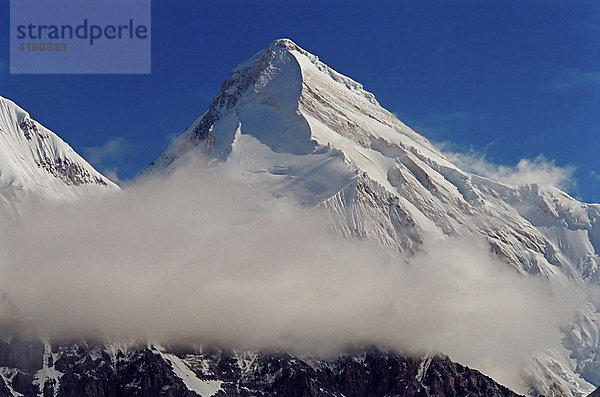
[0,338,522,397]
[0,338,45,371]
[589,386,600,397]
[36,157,108,186]
[14,115,108,187]
[19,118,39,140]
[187,347,522,397]
[54,347,196,397]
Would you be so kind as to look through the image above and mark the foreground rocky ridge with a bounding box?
[0,339,521,397]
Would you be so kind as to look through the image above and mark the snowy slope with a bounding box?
[145,39,591,281]
[0,96,119,207]
[145,39,599,396]
[503,184,600,284]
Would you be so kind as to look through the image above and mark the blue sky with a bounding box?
[1,0,599,202]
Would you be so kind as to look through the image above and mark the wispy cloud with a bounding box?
[82,137,133,183]
[83,137,132,165]
[99,167,124,185]
[548,69,600,91]
[442,147,576,191]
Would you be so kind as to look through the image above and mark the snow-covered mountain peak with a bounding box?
[264,38,380,105]
[143,41,600,394]
[0,96,119,205]
[146,39,442,172]
[267,37,297,50]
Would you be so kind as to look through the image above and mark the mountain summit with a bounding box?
[146,39,600,396]
[146,38,598,278]
[147,38,434,170]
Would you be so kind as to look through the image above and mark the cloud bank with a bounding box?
[0,162,583,392]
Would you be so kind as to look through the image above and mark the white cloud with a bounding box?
[82,137,133,183]
[83,137,132,165]
[443,148,576,191]
[0,160,583,393]
[100,166,124,185]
